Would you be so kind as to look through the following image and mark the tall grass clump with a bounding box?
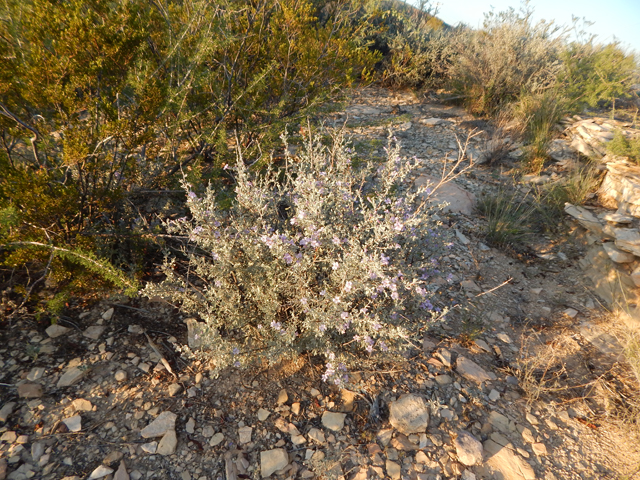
[141,129,453,382]
[477,190,536,248]
[511,90,571,173]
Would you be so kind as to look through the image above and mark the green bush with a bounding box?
[607,130,640,164]
[558,41,639,110]
[141,130,452,380]
[0,0,378,302]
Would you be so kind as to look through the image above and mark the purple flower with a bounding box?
[319,324,327,332]
[187,191,197,200]
[284,253,293,264]
[340,311,349,319]
[232,347,239,355]
[344,281,352,293]
[234,361,241,367]
[332,262,339,270]
[379,341,388,352]
[333,296,341,304]
[380,254,389,266]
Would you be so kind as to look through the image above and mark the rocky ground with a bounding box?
[1,86,640,480]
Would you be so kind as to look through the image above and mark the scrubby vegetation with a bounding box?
[1,0,639,376]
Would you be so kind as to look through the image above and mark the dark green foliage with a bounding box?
[0,0,378,304]
[558,42,639,110]
[607,130,640,164]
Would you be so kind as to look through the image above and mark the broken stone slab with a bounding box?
[277,389,288,405]
[209,432,224,447]
[614,228,640,256]
[260,448,289,478]
[388,394,430,435]
[57,367,88,388]
[599,161,640,218]
[238,426,252,444]
[257,408,270,422]
[89,465,114,479]
[321,412,346,432]
[415,175,476,215]
[140,411,177,438]
[17,383,43,398]
[62,414,82,432]
[602,242,636,263]
[386,459,401,480]
[454,431,483,466]
[456,357,493,384]
[26,367,45,382]
[420,117,445,126]
[308,428,326,444]
[72,398,92,412]
[0,402,16,423]
[83,325,106,340]
[632,265,640,287]
[488,411,516,433]
[157,430,177,455]
[45,324,71,338]
[114,460,130,480]
[479,439,536,480]
[564,203,604,235]
[102,308,115,321]
[602,212,634,224]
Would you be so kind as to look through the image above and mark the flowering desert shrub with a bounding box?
[142,129,452,383]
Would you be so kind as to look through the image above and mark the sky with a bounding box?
[431,0,640,53]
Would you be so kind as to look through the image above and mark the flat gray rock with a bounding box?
[141,411,177,438]
[456,357,492,384]
[57,367,87,388]
[17,383,43,398]
[479,439,536,480]
[260,448,289,477]
[45,324,71,338]
[454,431,483,466]
[62,414,82,432]
[321,412,346,432]
[416,175,476,215]
[157,430,177,455]
[602,242,636,263]
[83,325,106,340]
[114,460,130,480]
[614,228,640,256]
[89,465,113,479]
[0,402,16,423]
[388,394,430,434]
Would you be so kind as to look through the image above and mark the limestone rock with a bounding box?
[479,439,536,480]
[421,117,445,126]
[209,433,224,447]
[102,308,115,321]
[257,408,270,422]
[614,228,640,256]
[17,383,43,398]
[114,460,130,480]
[157,430,177,455]
[72,398,92,412]
[388,394,430,434]
[83,325,106,340]
[0,402,16,423]
[238,426,252,444]
[277,389,288,405]
[454,431,483,466]
[564,203,603,235]
[45,324,71,338]
[599,161,640,218]
[386,460,401,480]
[141,411,177,438]
[62,415,82,432]
[416,175,475,215]
[321,411,346,432]
[456,356,492,384]
[89,465,113,479]
[602,242,636,263]
[185,418,195,434]
[260,448,289,477]
[308,428,326,444]
[57,367,87,388]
